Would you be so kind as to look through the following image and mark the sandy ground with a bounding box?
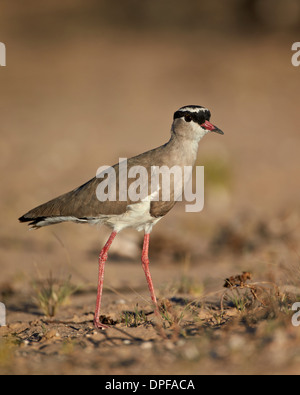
[1,7,300,374]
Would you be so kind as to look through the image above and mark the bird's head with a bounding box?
[172,105,224,141]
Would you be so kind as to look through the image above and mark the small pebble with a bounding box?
[141,341,152,350]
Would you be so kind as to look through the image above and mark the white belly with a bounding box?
[101,200,162,233]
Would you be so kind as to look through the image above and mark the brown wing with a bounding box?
[19,141,183,226]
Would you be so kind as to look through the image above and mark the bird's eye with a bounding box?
[184,115,192,122]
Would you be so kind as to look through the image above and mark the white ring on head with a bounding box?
[178,106,208,113]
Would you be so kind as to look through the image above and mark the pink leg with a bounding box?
[141,233,159,312]
[94,231,117,330]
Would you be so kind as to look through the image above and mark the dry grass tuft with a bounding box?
[32,272,77,317]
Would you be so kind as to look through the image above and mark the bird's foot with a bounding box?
[93,319,109,330]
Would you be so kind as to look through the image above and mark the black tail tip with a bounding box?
[19,215,29,223]
[18,215,46,229]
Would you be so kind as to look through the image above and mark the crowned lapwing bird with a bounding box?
[19,105,223,329]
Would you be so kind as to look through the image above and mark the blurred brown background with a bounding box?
[0,0,300,374]
[1,0,300,302]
